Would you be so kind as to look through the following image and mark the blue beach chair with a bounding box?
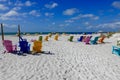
[90,36,99,44]
[112,46,120,56]
[19,37,30,53]
[77,36,83,42]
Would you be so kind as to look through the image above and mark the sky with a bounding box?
[0,0,120,32]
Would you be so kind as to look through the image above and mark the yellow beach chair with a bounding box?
[54,35,58,41]
[44,36,49,41]
[32,41,42,54]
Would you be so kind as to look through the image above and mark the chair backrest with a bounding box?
[77,36,83,41]
[85,36,92,44]
[69,36,74,41]
[19,39,30,53]
[93,36,99,42]
[33,41,42,47]
[44,36,49,41]
[3,40,13,52]
[82,36,86,42]
[98,36,105,43]
[54,35,58,40]
[38,36,43,41]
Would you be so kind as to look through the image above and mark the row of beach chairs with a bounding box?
[68,35,105,44]
[2,35,105,55]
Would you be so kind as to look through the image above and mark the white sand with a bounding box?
[0,34,120,80]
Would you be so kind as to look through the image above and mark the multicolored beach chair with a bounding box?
[77,36,83,42]
[68,36,74,42]
[3,40,17,53]
[90,36,99,44]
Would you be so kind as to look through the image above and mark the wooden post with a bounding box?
[18,25,21,41]
[1,23,4,41]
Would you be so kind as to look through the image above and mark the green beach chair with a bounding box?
[68,36,74,42]
[117,40,120,46]
[38,36,43,41]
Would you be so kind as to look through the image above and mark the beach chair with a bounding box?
[97,36,105,43]
[85,36,92,44]
[3,40,17,53]
[32,41,42,54]
[54,35,58,41]
[82,36,86,42]
[19,39,30,53]
[112,46,120,56]
[90,36,99,44]
[68,36,74,42]
[117,40,120,46]
[77,36,83,42]
[44,36,49,41]
[38,36,43,41]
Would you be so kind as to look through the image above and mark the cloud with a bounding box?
[0,4,9,10]
[25,1,33,6]
[96,21,120,29]
[65,14,99,23]
[29,10,40,17]
[45,2,58,9]
[0,10,26,20]
[0,0,6,2]
[63,8,79,16]
[65,20,74,23]
[4,10,19,17]
[4,24,17,28]
[45,12,54,17]
[112,1,120,9]
[12,7,21,11]
[72,14,99,20]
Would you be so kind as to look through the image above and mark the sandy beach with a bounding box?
[0,34,120,80]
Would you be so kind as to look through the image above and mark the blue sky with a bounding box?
[0,0,120,32]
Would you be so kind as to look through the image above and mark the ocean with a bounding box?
[0,32,102,35]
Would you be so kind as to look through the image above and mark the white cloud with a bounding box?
[15,1,24,6]
[12,7,21,11]
[45,2,58,9]
[65,14,99,23]
[25,1,32,6]
[4,24,17,28]
[65,20,74,23]
[52,22,55,25]
[0,4,9,10]
[45,12,54,17]
[72,14,99,20]
[112,1,120,9]
[29,10,40,17]
[4,10,19,17]
[0,0,6,2]
[0,10,25,20]
[96,21,120,29]
[63,8,79,16]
